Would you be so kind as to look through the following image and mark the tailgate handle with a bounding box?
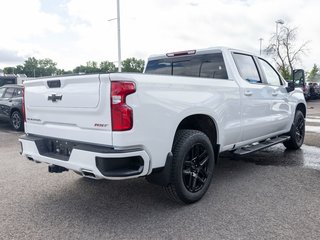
[47,80,61,88]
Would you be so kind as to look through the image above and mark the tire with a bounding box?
[164,130,215,204]
[10,111,24,131]
[283,110,305,150]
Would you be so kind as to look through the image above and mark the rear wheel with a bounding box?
[10,111,24,131]
[283,110,305,150]
[164,130,215,204]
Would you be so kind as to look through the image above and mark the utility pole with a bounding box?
[117,0,122,72]
[275,19,284,50]
[108,0,122,72]
[259,38,263,56]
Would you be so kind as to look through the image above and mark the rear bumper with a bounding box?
[19,134,150,180]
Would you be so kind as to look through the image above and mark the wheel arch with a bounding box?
[10,108,21,117]
[174,114,219,149]
[296,103,306,118]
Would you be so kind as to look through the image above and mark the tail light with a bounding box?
[22,87,26,122]
[111,81,136,131]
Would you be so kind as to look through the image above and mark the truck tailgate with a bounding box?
[24,74,112,146]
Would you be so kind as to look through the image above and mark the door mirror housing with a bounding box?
[286,81,295,93]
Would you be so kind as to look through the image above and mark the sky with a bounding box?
[0,0,319,71]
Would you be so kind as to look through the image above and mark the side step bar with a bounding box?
[233,136,290,156]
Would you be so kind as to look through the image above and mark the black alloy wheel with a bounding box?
[283,110,305,150]
[294,115,305,145]
[182,143,209,193]
[164,130,215,204]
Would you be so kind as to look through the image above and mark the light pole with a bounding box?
[108,0,122,72]
[275,19,284,49]
[259,38,263,56]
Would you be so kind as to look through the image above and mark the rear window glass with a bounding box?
[145,53,228,79]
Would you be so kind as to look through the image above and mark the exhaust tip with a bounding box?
[48,165,68,173]
[81,170,96,179]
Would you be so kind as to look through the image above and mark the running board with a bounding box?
[233,136,290,156]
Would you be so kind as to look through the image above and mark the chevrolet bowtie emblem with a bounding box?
[48,94,63,102]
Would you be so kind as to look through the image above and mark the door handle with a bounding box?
[244,90,253,96]
[8,99,12,102]
[272,92,278,96]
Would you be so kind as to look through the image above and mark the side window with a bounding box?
[258,58,282,86]
[3,88,14,98]
[199,53,228,79]
[233,53,261,83]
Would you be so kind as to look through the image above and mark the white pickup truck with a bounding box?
[19,47,306,203]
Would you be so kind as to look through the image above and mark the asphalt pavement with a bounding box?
[0,101,319,240]
[305,100,320,147]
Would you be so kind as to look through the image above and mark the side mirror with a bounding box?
[292,69,305,87]
[286,81,295,93]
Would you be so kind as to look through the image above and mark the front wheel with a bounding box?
[164,130,215,204]
[10,111,24,131]
[283,110,305,150]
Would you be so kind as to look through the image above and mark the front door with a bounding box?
[257,58,292,133]
[232,53,276,141]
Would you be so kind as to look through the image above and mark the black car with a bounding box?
[0,84,24,131]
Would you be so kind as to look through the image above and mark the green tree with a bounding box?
[73,65,87,74]
[100,61,116,73]
[3,67,16,74]
[73,61,100,74]
[307,64,319,82]
[38,58,57,77]
[16,65,24,74]
[85,61,99,73]
[56,69,73,75]
[122,58,145,73]
[23,57,38,77]
[22,57,58,77]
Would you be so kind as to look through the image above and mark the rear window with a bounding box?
[145,53,228,79]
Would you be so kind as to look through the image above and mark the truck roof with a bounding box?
[147,46,253,61]
[0,84,23,88]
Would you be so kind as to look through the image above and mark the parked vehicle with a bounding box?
[307,82,320,99]
[0,76,17,87]
[19,47,306,203]
[292,69,310,100]
[0,84,24,131]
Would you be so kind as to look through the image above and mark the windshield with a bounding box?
[0,88,5,98]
